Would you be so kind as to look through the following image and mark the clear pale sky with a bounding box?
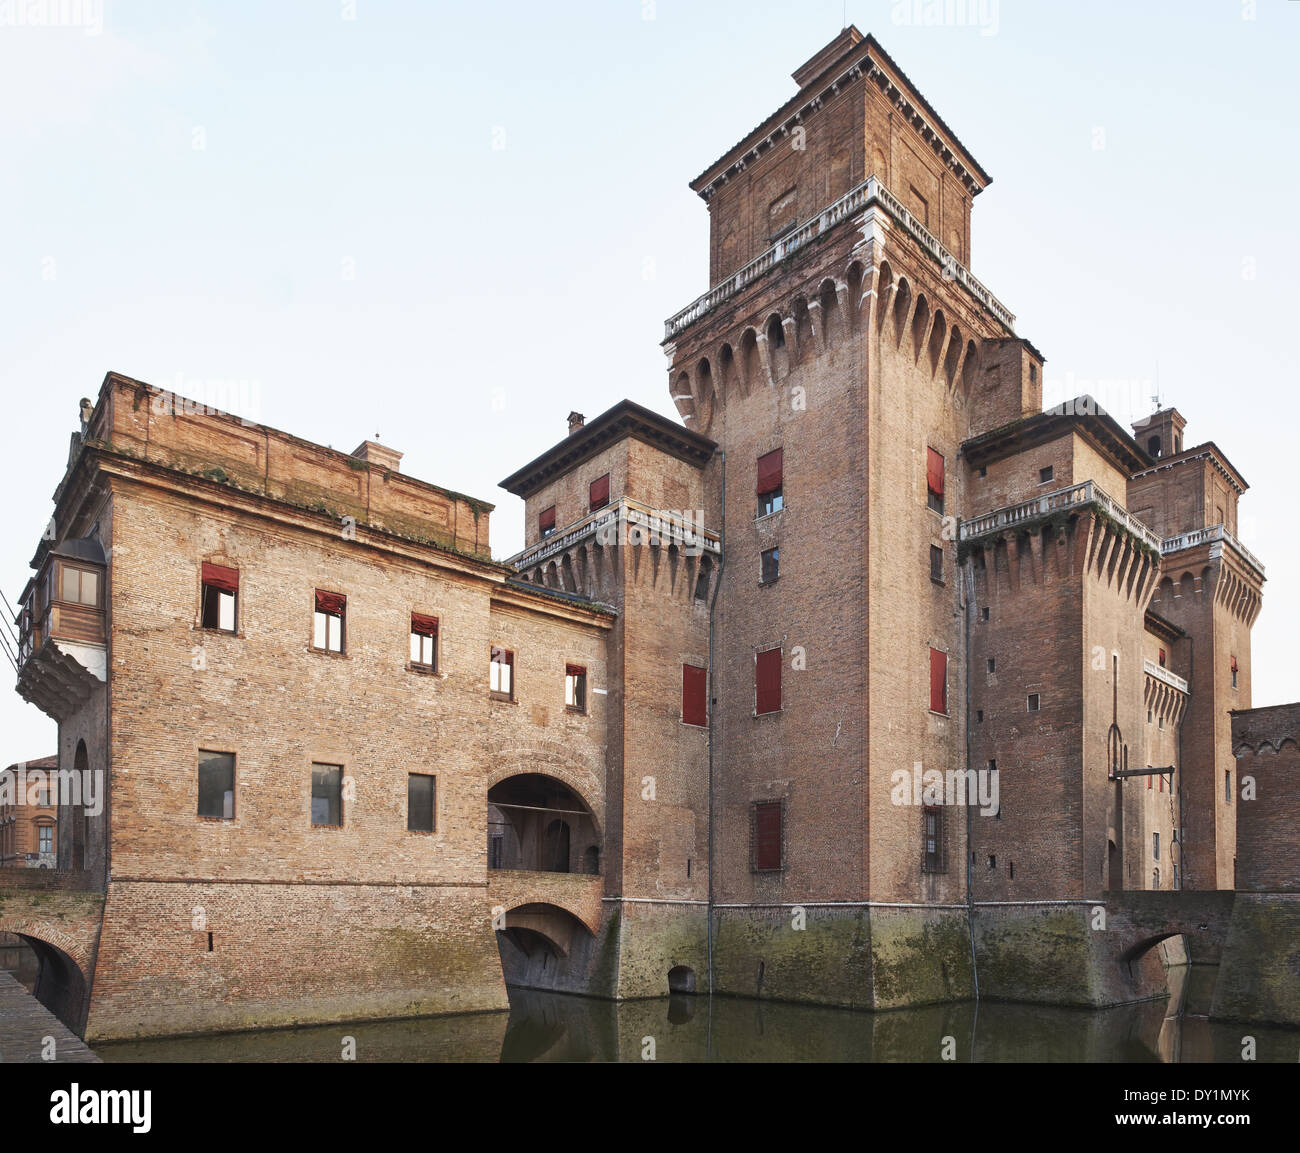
[2,0,1296,762]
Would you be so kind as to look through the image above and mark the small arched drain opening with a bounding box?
[667,965,696,995]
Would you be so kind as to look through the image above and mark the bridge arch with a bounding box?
[0,917,93,1033]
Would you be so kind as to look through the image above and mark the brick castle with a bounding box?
[5,28,1296,1040]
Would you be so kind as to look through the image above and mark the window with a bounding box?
[761,547,780,583]
[490,647,514,698]
[539,506,557,538]
[753,801,782,871]
[311,763,343,827]
[988,855,996,870]
[1153,832,1160,861]
[980,606,989,621]
[410,613,439,670]
[976,709,984,723]
[313,590,345,652]
[1147,773,1153,791]
[987,657,996,674]
[926,448,944,514]
[694,561,711,601]
[922,806,945,872]
[589,474,610,512]
[407,773,435,833]
[38,825,53,854]
[1038,465,1054,484]
[1027,693,1041,712]
[1153,867,1160,889]
[1029,363,1038,383]
[201,563,238,631]
[59,563,100,607]
[1225,770,1231,804]
[1158,715,1164,730]
[929,648,947,715]
[930,545,944,584]
[197,750,235,820]
[755,647,782,715]
[1158,647,1167,668]
[757,449,783,516]
[1230,656,1238,690]
[682,663,707,726]
[565,664,587,712]
[1148,708,1153,724]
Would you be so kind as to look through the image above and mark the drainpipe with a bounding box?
[706,450,725,995]
[962,556,980,1000]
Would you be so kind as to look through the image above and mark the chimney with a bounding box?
[350,439,403,473]
[567,411,585,436]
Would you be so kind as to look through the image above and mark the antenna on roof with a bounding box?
[1151,359,1161,411]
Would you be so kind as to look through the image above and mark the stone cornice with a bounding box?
[1129,443,1248,496]
[690,33,991,202]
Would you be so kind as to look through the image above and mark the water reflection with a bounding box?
[95,969,1296,1063]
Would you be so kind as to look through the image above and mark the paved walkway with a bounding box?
[0,969,99,1063]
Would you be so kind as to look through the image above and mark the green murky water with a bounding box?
[93,967,1298,1063]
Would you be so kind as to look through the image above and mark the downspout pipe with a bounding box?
[706,449,725,995]
[963,557,980,1001]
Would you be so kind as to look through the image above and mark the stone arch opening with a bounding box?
[891,277,911,343]
[910,292,929,358]
[0,924,90,1034]
[927,308,947,374]
[668,964,697,994]
[488,774,601,876]
[69,740,88,871]
[765,313,788,381]
[494,902,598,992]
[739,327,759,394]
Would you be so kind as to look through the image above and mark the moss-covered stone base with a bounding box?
[1211,894,1300,1027]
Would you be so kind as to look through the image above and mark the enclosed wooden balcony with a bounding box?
[14,539,107,721]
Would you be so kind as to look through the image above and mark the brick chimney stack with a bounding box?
[350,439,403,473]
[567,411,585,436]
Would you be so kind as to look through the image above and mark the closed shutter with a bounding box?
[589,474,610,510]
[756,647,782,714]
[539,506,556,533]
[754,802,782,870]
[682,664,707,726]
[929,647,947,714]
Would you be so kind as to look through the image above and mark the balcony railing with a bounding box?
[663,174,1017,342]
[1144,658,1189,694]
[959,480,1162,553]
[1161,524,1264,578]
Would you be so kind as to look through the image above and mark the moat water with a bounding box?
[90,966,1298,1063]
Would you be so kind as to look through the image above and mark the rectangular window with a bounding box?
[930,544,944,583]
[311,763,343,827]
[1038,465,1054,484]
[59,563,100,607]
[929,648,948,715]
[980,606,989,621]
[410,613,439,670]
[755,647,782,715]
[565,664,587,712]
[757,448,783,516]
[539,506,557,537]
[1158,647,1167,667]
[1225,770,1231,804]
[987,657,996,674]
[760,547,780,583]
[589,473,610,512]
[753,801,782,871]
[38,826,53,854]
[1230,656,1238,689]
[407,773,435,833]
[197,750,235,820]
[682,663,707,726]
[1147,773,1153,791]
[1153,832,1160,861]
[313,590,346,652]
[922,806,945,873]
[201,563,239,631]
[926,448,945,514]
[1027,693,1041,712]
[490,647,514,698]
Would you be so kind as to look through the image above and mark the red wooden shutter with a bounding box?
[315,590,346,614]
[755,802,782,870]
[756,448,783,495]
[927,448,945,497]
[1158,648,1167,667]
[1230,656,1238,673]
[589,474,610,510]
[929,648,947,714]
[539,506,556,533]
[565,663,585,678]
[756,648,782,714]
[202,562,239,592]
[682,664,707,726]
[411,613,439,637]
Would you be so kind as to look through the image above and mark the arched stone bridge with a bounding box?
[487,870,603,957]
[0,870,104,1035]
[1103,890,1237,966]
